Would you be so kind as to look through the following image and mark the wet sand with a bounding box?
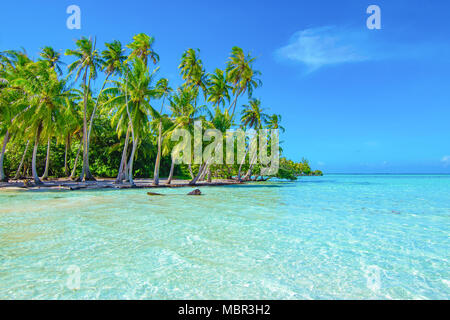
[0,178,244,191]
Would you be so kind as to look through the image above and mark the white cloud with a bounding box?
[275,26,372,71]
[441,156,450,167]
[275,25,449,73]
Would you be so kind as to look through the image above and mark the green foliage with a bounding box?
[0,34,324,183]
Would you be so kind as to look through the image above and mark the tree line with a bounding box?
[0,33,321,185]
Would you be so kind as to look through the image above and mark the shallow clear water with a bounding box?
[0,175,449,299]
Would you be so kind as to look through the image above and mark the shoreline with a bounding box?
[0,178,245,192]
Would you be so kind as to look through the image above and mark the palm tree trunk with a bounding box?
[189,141,222,185]
[128,137,138,186]
[153,98,166,186]
[85,73,110,172]
[80,67,96,182]
[238,147,250,182]
[116,125,131,184]
[228,89,243,119]
[64,135,70,177]
[0,130,10,182]
[189,163,207,185]
[167,158,175,185]
[13,140,30,180]
[199,163,209,181]
[188,164,194,179]
[153,120,163,185]
[70,142,82,180]
[123,72,136,186]
[32,126,43,185]
[41,137,51,180]
[243,151,258,181]
[207,167,212,183]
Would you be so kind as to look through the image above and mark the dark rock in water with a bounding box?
[188,189,202,195]
[147,192,163,196]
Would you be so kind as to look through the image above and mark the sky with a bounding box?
[1,0,449,173]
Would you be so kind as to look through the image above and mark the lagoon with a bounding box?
[0,174,449,299]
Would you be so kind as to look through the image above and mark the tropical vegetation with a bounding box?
[0,34,321,185]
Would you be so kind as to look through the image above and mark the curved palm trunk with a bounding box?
[127,137,138,186]
[152,120,163,185]
[79,67,96,182]
[13,140,30,180]
[123,72,136,186]
[32,126,43,185]
[70,142,82,179]
[190,139,223,185]
[41,137,51,180]
[190,142,221,185]
[85,73,111,172]
[64,135,70,176]
[167,158,175,185]
[115,125,131,184]
[207,167,212,183]
[228,89,243,120]
[0,130,11,182]
[243,152,258,181]
[188,164,194,179]
[199,163,210,181]
[238,147,250,182]
[190,163,207,185]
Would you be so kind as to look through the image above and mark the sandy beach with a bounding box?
[0,178,243,191]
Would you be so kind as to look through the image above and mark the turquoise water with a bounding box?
[0,174,449,299]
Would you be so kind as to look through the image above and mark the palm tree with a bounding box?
[85,40,126,171]
[226,47,262,118]
[153,78,172,185]
[179,49,208,106]
[65,37,102,181]
[59,95,83,177]
[127,33,159,66]
[167,86,200,181]
[207,69,231,109]
[266,114,285,132]
[104,57,158,185]
[0,50,30,182]
[40,46,65,75]
[13,60,70,184]
[239,98,268,181]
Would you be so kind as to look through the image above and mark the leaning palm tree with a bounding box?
[0,50,30,182]
[152,78,172,185]
[85,40,126,170]
[239,98,268,181]
[65,37,102,181]
[13,60,70,184]
[167,86,200,181]
[226,47,262,118]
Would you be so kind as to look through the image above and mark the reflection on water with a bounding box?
[0,175,449,299]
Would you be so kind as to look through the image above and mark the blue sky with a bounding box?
[1,0,449,173]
